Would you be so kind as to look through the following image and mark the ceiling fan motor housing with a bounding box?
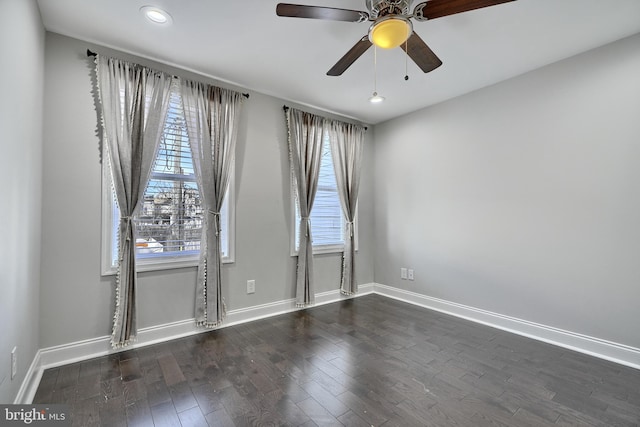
[366,0,411,18]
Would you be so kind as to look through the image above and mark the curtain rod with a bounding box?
[283,105,367,131]
[87,49,250,98]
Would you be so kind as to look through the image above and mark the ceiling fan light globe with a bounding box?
[369,17,412,49]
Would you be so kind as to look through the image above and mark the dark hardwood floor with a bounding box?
[33,294,640,426]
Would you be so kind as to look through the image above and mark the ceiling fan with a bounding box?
[276,0,516,76]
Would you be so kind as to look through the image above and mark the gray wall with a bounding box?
[39,33,375,349]
[0,0,44,403]
[373,33,640,349]
[7,5,639,402]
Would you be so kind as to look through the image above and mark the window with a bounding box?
[102,81,234,274]
[292,135,356,254]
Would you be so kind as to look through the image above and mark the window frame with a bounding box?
[100,87,235,276]
[289,202,359,257]
[289,135,358,257]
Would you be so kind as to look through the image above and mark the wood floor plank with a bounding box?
[203,407,235,427]
[145,379,171,407]
[56,363,80,389]
[337,409,372,427]
[296,396,341,426]
[119,357,142,382]
[98,394,126,427]
[124,399,153,427]
[300,379,349,417]
[31,295,640,426]
[167,380,198,413]
[190,383,224,415]
[176,405,208,427]
[122,377,147,406]
[71,395,101,427]
[262,389,311,425]
[149,401,180,427]
[157,353,185,386]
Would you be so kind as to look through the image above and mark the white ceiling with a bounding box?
[37,0,640,124]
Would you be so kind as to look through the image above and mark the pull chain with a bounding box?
[369,45,384,103]
[404,38,409,81]
[374,45,378,93]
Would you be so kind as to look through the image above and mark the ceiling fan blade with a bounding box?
[402,33,443,73]
[276,3,368,22]
[327,36,372,76]
[413,0,516,21]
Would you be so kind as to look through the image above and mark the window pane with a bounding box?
[295,135,344,251]
[135,178,202,257]
[135,87,202,259]
[108,82,230,269]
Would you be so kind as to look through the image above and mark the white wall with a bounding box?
[374,33,640,349]
[39,33,375,349]
[0,0,45,403]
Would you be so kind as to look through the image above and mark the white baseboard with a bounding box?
[17,283,375,403]
[371,283,640,370]
[13,351,42,405]
[18,281,638,403]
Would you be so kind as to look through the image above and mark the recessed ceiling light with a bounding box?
[140,6,172,25]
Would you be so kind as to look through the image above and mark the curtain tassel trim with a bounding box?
[296,302,314,308]
[196,260,227,328]
[339,250,357,296]
[111,337,137,349]
[110,267,137,348]
[111,216,137,349]
[195,320,225,328]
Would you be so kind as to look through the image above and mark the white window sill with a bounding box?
[101,255,234,276]
[291,244,359,257]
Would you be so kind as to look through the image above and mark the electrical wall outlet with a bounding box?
[408,269,414,281]
[11,347,17,380]
[400,268,407,280]
[247,279,256,294]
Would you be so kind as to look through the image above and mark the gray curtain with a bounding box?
[181,80,243,327]
[328,121,365,296]
[286,108,326,307]
[96,55,172,348]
